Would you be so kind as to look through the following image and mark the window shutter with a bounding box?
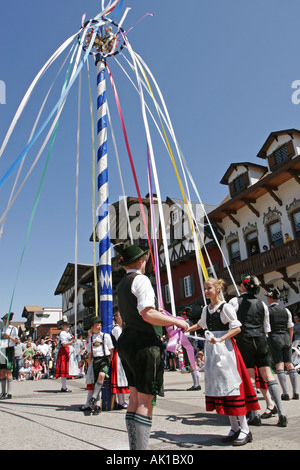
[229,181,235,198]
[268,152,275,171]
[179,278,184,298]
[242,171,250,187]
[286,140,295,158]
[191,273,196,296]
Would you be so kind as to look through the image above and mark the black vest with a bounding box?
[206,303,229,332]
[236,293,265,337]
[117,272,157,335]
[269,304,288,335]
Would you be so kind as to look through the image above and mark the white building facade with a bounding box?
[208,128,300,315]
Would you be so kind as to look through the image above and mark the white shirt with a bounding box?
[36,343,50,356]
[112,324,122,341]
[229,293,271,333]
[127,269,155,314]
[86,332,114,357]
[0,324,19,348]
[197,302,242,330]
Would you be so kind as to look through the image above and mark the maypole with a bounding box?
[84,5,126,410]
[95,51,112,334]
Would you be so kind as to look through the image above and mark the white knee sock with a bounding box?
[228,415,240,434]
[134,413,152,450]
[238,415,249,437]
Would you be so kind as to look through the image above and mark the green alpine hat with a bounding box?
[266,288,280,300]
[241,274,260,295]
[119,245,149,265]
[89,316,103,326]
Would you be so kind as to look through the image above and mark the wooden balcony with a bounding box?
[218,238,300,290]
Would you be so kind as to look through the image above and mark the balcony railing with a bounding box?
[218,238,300,284]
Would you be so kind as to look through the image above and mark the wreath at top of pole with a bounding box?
[79,17,126,58]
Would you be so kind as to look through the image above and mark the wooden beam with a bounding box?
[226,212,240,228]
[264,185,282,206]
[242,199,260,217]
[287,169,300,185]
[276,268,299,294]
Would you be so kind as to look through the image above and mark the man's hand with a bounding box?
[175,319,189,332]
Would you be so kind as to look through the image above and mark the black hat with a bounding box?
[241,274,260,295]
[119,245,149,266]
[1,312,14,321]
[57,315,70,329]
[266,288,280,300]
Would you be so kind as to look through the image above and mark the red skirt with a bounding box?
[110,350,130,394]
[205,339,260,416]
[55,346,75,378]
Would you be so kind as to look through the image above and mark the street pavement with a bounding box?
[0,369,299,454]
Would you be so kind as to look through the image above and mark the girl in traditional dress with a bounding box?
[111,312,130,409]
[55,319,79,392]
[186,278,260,446]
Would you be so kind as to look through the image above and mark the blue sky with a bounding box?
[1,0,300,321]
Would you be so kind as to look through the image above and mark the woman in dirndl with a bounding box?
[186,277,260,446]
[55,319,79,392]
[111,312,130,409]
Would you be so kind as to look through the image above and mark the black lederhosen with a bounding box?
[268,333,292,365]
[117,328,165,396]
[92,356,110,383]
[236,336,270,369]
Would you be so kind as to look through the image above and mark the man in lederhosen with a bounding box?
[266,288,299,401]
[230,275,288,427]
[116,245,189,450]
[87,316,114,415]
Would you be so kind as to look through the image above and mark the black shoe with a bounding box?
[186,385,201,391]
[232,431,253,446]
[92,405,101,415]
[0,393,12,400]
[60,388,72,393]
[88,397,97,410]
[277,415,288,427]
[79,405,92,411]
[247,416,261,426]
[222,429,240,443]
[261,406,277,419]
[117,403,128,410]
[281,394,290,401]
[292,393,299,400]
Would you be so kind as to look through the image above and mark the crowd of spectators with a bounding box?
[12,334,88,381]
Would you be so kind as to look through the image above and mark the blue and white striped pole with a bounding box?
[95,53,113,335]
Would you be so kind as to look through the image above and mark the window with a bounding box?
[245,230,259,257]
[292,210,300,238]
[170,210,182,243]
[184,276,192,297]
[179,274,195,299]
[234,174,247,192]
[229,172,250,197]
[228,240,241,264]
[268,140,295,171]
[274,145,289,165]
[267,220,283,247]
